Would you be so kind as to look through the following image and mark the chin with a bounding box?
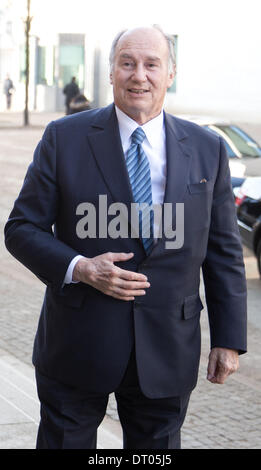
[126,100,149,114]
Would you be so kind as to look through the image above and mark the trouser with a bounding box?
[6,94,12,109]
[35,349,191,449]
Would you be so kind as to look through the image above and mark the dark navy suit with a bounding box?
[4,104,247,448]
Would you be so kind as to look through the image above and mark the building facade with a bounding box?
[0,0,260,122]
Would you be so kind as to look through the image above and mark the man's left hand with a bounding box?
[207,347,239,384]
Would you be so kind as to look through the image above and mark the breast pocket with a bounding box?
[188,179,214,195]
[184,179,214,233]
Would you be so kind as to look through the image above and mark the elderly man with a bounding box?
[5,26,247,449]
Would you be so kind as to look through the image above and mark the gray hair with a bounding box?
[109,25,176,74]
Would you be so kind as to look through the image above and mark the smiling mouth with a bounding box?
[128,89,149,94]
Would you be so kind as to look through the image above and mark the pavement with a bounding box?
[0,111,261,449]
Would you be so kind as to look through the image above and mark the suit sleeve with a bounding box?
[202,137,247,354]
[4,121,80,290]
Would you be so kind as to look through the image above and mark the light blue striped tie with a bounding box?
[126,127,154,255]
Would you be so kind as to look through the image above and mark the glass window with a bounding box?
[218,125,261,157]
[167,34,178,93]
[58,34,85,90]
[36,46,47,84]
[203,126,238,157]
[19,45,26,82]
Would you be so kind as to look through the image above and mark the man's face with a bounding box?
[110,28,175,124]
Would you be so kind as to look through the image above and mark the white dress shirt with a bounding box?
[64,106,167,284]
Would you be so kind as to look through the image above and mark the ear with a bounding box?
[109,71,113,85]
[167,64,176,88]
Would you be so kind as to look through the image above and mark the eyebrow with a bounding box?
[119,53,161,62]
[119,54,134,60]
[145,56,161,63]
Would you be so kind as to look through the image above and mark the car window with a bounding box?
[222,139,237,158]
[217,125,261,157]
[203,126,238,157]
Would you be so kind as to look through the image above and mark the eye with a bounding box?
[123,61,134,68]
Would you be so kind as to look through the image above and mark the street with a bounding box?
[0,112,260,449]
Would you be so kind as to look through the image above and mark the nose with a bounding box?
[132,63,147,82]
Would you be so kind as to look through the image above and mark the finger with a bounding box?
[213,370,229,384]
[215,363,234,384]
[207,357,217,381]
[115,279,150,290]
[115,267,148,282]
[111,285,147,298]
[208,362,231,384]
[112,293,135,301]
[107,252,134,262]
[107,287,136,301]
[105,253,148,281]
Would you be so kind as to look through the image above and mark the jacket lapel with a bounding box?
[87,104,142,244]
[163,112,191,204]
[87,104,134,208]
[154,113,191,251]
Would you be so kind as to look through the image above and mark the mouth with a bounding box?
[127,88,149,95]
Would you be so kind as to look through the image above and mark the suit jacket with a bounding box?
[4,104,247,398]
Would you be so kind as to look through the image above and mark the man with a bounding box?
[3,75,14,109]
[5,26,247,449]
[63,76,80,114]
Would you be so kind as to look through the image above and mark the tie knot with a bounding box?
[131,127,146,145]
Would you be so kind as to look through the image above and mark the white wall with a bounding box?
[162,0,261,121]
[92,0,261,122]
[1,0,260,121]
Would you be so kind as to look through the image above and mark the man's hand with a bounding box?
[207,347,239,384]
[72,252,150,301]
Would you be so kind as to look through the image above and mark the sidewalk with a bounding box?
[0,111,64,129]
[0,348,122,449]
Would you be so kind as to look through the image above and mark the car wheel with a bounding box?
[257,239,261,278]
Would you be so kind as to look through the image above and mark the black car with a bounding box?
[235,177,261,276]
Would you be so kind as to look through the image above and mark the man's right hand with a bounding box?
[72,252,150,301]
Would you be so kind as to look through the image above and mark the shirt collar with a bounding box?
[115,105,164,150]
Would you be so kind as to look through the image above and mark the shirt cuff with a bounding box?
[64,255,85,284]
